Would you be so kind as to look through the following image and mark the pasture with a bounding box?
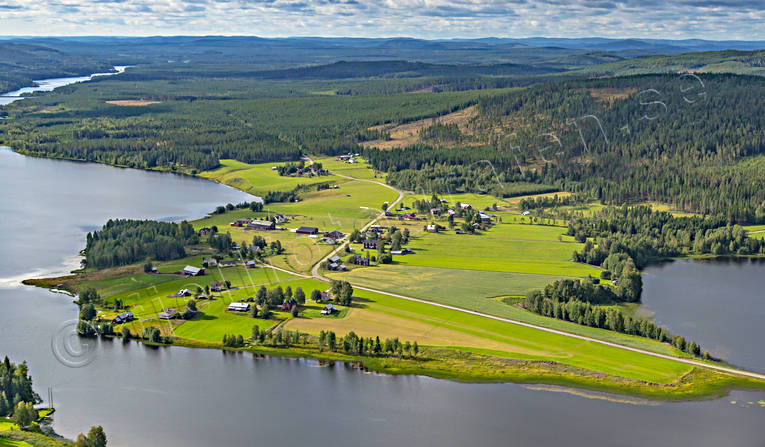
[201,159,336,196]
[285,287,692,383]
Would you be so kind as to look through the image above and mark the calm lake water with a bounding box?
[0,148,763,447]
[641,258,765,374]
[0,67,126,106]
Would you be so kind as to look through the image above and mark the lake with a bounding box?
[641,257,765,374]
[0,148,763,447]
[0,67,126,106]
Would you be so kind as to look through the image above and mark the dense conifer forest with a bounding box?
[84,219,198,269]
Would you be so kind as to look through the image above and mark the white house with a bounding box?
[227,302,250,312]
[182,265,204,276]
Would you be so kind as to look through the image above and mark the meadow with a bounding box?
[285,287,692,383]
[201,159,337,197]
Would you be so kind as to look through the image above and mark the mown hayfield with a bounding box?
[0,438,30,447]
[316,156,382,180]
[201,159,338,196]
[402,192,508,210]
[266,179,397,231]
[285,288,692,383]
[328,264,565,300]
[389,223,601,277]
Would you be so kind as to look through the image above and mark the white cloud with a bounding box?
[0,0,763,39]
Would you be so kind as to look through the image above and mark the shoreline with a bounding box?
[104,334,765,402]
[9,148,765,402]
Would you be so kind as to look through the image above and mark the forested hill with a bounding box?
[0,42,112,94]
[250,60,562,80]
[575,49,765,77]
[0,73,486,171]
[366,73,765,223]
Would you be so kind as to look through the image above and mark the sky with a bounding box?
[0,0,763,40]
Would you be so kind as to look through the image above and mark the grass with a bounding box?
[353,220,600,277]
[201,159,338,197]
[329,264,565,299]
[285,288,692,383]
[190,162,397,271]
[0,438,31,447]
[402,192,508,210]
[316,156,382,180]
[0,420,17,432]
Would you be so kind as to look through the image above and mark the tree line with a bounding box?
[85,219,197,269]
[523,288,705,358]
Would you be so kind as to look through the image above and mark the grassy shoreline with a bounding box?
[11,148,765,402]
[161,336,765,401]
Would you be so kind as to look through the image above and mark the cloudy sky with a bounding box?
[0,0,763,40]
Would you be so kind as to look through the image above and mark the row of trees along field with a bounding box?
[85,219,197,269]
[521,205,763,355]
[523,284,706,358]
[365,74,765,223]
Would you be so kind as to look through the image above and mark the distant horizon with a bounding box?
[0,0,763,40]
[1,35,764,44]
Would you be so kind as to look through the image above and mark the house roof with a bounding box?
[297,226,319,232]
[183,266,202,275]
[329,256,341,262]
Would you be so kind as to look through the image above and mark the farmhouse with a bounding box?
[363,239,380,249]
[321,304,339,315]
[460,203,472,210]
[274,214,287,223]
[178,289,191,297]
[402,212,417,220]
[329,255,341,263]
[219,260,237,267]
[182,266,204,276]
[324,230,344,240]
[430,208,441,215]
[203,257,217,267]
[522,211,531,216]
[112,311,134,325]
[158,308,177,319]
[318,291,330,302]
[227,302,250,312]
[328,262,347,271]
[296,226,319,235]
[246,260,257,268]
[210,281,223,292]
[282,299,298,311]
[199,227,212,236]
[351,254,370,266]
[426,224,438,232]
[479,213,492,223]
[247,220,275,231]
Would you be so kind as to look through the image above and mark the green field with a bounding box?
[317,156,383,180]
[348,220,600,277]
[202,159,338,196]
[286,287,692,383]
[403,192,509,210]
[328,264,567,300]
[0,438,31,447]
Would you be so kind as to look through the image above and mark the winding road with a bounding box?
[278,157,765,381]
